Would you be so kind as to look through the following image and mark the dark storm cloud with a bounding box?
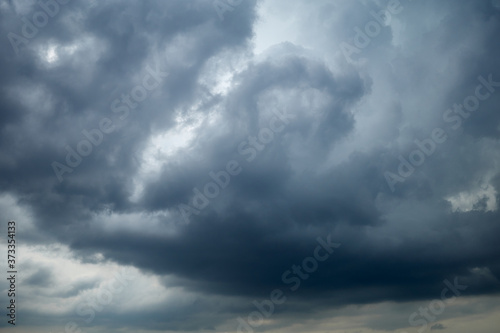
[0,0,258,232]
[1,0,500,331]
[140,43,367,212]
[73,0,500,306]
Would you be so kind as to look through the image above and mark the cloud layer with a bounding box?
[0,0,499,332]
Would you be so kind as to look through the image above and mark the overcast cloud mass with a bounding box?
[1,0,500,332]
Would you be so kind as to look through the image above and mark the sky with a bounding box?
[0,0,500,332]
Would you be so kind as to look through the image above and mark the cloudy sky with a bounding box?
[1,0,500,332]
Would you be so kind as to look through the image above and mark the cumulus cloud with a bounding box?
[0,0,499,332]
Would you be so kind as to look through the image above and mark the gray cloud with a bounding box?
[1,0,500,332]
